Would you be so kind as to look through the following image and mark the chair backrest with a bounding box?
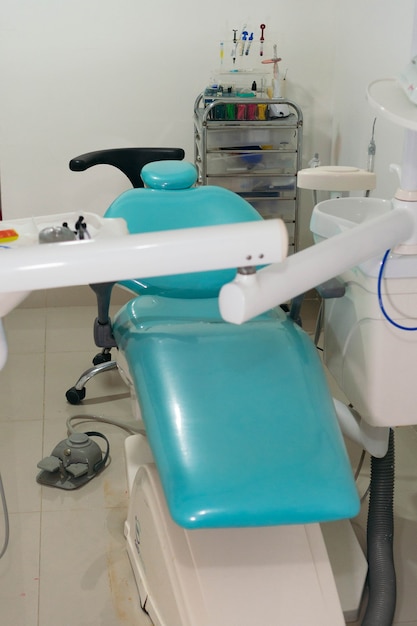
[105,161,263,298]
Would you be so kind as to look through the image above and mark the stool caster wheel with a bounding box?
[66,386,86,405]
[92,351,112,366]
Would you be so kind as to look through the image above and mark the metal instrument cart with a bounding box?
[194,94,303,252]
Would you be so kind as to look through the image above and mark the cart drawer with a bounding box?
[205,151,297,176]
[206,127,298,151]
[207,175,296,197]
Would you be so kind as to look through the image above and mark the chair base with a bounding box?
[124,434,346,626]
[65,360,118,404]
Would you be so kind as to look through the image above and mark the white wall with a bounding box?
[0,0,336,226]
[0,0,415,248]
[331,0,416,201]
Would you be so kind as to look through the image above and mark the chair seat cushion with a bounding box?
[114,297,359,529]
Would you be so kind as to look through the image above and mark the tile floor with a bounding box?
[0,293,416,625]
[0,295,151,626]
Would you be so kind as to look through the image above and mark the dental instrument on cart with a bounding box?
[259,23,265,56]
[231,29,238,64]
[262,43,290,117]
[245,31,254,56]
[239,26,248,57]
[219,41,224,65]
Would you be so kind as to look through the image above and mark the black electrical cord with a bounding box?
[362,429,396,626]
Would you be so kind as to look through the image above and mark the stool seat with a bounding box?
[114,297,359,529]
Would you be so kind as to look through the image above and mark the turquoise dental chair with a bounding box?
[69,159,359,528]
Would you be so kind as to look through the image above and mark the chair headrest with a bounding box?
[141,161,198,190]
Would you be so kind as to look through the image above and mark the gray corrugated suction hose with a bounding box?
[362,428,396,626]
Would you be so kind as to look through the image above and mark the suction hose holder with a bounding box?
[36,431,110,490]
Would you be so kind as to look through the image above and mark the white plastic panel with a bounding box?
[0,218,288,295]
[323,271,417,427]
[125,452,345,626]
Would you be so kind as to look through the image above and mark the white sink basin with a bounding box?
[310,197,393,241]
[309,197,417,277]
